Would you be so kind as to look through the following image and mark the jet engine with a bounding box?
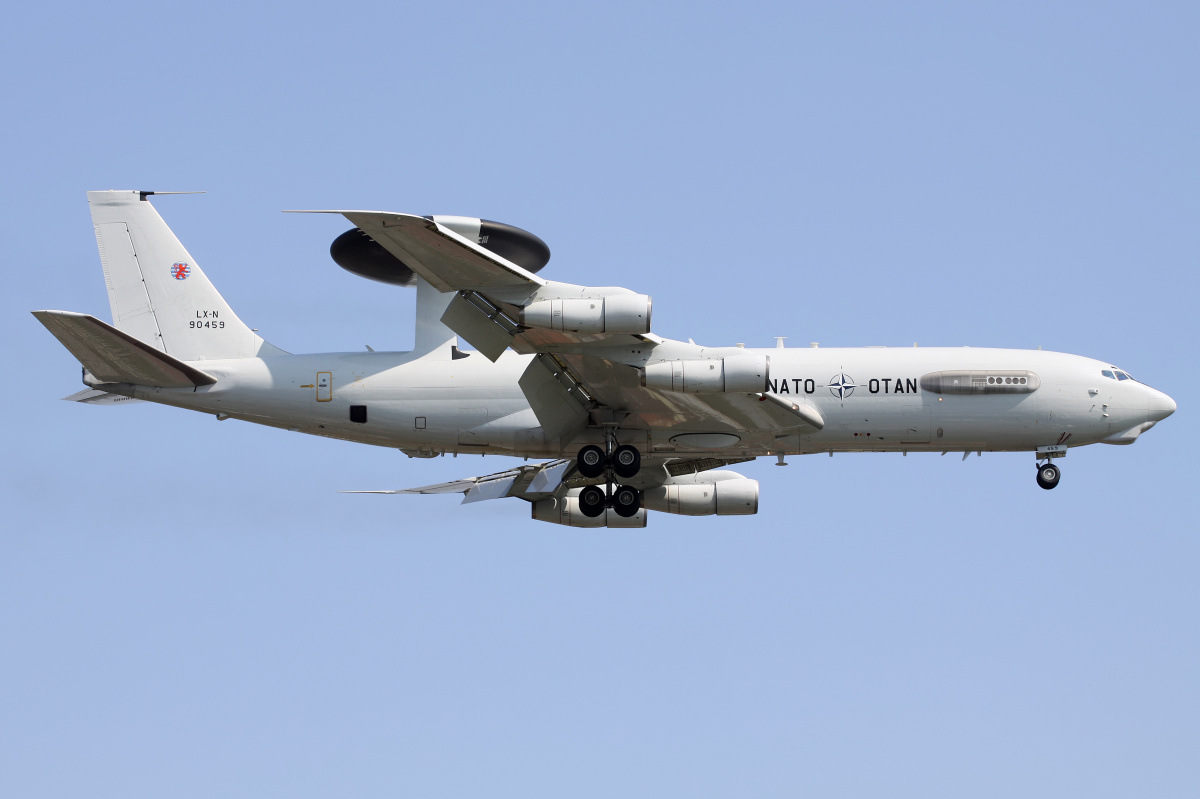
[642,475,759,516]
[331,215,551,286]
[532,490,648,528]
[519,293,652,334]
[641,355,770,393]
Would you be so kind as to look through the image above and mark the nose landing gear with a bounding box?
[1036,462,1061,490]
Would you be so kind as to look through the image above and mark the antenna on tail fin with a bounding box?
[138,191,206,198]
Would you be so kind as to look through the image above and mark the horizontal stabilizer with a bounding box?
[33,311,217,388]
[61,388,145,405]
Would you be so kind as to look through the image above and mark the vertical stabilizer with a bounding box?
[88,191,283,361]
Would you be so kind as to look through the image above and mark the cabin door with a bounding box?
[316,372,332,401]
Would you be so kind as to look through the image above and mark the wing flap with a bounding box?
[33,311,217,388]
[440,292,516,360]
[462,475,520,504]
[518,354,591,444]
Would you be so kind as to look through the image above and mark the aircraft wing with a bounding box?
[540,351,825,440]
[341,455,758,505]
[291,211,545,293]
[341,459,573,504]
[295,209,823,449]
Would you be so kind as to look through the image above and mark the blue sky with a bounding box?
[2,2,1197,797]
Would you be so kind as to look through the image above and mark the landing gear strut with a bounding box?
[1036,462,1061,490]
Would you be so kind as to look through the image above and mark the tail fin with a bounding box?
[88,191,285,361]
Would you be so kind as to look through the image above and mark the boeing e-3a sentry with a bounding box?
[35,191,1177,527]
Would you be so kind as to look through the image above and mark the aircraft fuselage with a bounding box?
[111,344,1174,461]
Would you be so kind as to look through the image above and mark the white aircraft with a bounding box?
[35,191,1176,526]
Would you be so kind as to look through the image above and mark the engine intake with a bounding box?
[520,294,652,334]
[641,355,770,393]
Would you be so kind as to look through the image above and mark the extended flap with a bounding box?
[518,354,590,444]
[441,293,516,362]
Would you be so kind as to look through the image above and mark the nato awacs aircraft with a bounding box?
[35,191,1176,527]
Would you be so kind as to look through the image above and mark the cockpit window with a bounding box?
[1116,371,1130,381]
[1101,370,1115,379]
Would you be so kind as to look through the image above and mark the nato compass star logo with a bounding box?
[828,372,857,399]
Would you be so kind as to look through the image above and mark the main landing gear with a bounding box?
[576,443,641,479]
[1036,462,1062,490]
[577,445,606,478]
[576,439,643,517]
[578,483,642,518]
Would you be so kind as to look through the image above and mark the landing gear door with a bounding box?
[316,372,332,401]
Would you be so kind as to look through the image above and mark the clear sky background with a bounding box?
[2,2,1196,797]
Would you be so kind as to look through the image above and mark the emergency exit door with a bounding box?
[316,372,332,401]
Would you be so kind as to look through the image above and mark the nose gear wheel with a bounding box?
[1036,463,1061,490]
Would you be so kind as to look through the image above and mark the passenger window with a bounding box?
[1101,370,1115,379]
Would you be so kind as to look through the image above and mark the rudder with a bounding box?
[88,191,283,361]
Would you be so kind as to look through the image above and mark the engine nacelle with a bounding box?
[641,355,770,393]
[642,478,759,516]
[531,495,648,528]
[520,293,652,334]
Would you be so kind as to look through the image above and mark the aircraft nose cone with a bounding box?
[1147,388,1177,422]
